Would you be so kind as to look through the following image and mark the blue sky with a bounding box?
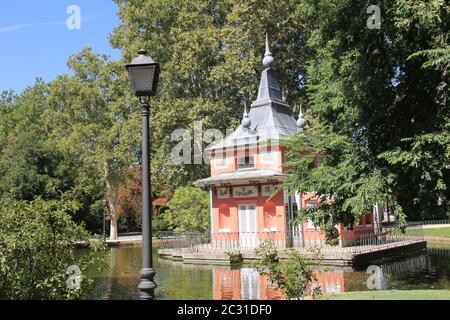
[0,1,121,93]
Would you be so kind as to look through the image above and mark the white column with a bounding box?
[210,188,213,238]
[373,203,380,233]
[295,192,302,241]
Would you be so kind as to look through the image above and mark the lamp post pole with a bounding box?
[138,97,156,300]
[125,49,160,300]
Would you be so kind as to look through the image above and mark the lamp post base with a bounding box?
[138,267,157,300]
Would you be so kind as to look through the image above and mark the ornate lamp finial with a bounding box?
[262,33,274,69]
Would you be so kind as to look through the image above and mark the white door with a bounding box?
[238,204,257,248]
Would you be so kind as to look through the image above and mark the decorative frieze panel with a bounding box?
[217,187,230,199]
[261,185,276,197]
[233,186,258,198]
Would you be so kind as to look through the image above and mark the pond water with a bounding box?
[85,244,450,300]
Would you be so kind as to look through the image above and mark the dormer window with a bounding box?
[238,156,255,170]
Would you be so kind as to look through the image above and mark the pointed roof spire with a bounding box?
[254,32,282,102]
[263,33,274,69]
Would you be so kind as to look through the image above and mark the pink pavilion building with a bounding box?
[194,36,375,249]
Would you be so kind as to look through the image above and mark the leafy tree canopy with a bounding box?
[283,0,449,235]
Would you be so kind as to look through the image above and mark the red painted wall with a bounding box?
[212,187,286,236]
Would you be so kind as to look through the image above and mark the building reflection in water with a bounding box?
[213,267,346,300]
[212,252,440,300]
[214,268,280,300]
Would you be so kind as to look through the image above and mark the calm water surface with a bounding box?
[85,244,450,300]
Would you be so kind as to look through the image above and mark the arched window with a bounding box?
[219,204,231,232]
[263,201,277,231]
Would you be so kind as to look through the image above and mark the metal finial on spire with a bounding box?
[262,33,274,69]
[265,33,272,56]
[241,101,251,129]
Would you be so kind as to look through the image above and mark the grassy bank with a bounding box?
[427,241,450,249]
[320,290,450,300]
[423,227,450,238]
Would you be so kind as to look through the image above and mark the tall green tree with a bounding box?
[0,82,76,202]
[283,0,449,236]
[45,48,140,239]
[110,0,309,196]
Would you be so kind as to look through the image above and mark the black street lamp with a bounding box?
[126,50,160,300]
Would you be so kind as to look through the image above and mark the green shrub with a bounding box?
[163,186,210,232]
[0,198,106,300]
[152,216,171,237]
[254,241,321,300]
[225,252,243,264]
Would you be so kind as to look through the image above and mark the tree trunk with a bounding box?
[107,191,119,240]
[110,215,118,240]
[104,161,120,240]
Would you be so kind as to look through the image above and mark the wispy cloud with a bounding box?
[0,13,110,33]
